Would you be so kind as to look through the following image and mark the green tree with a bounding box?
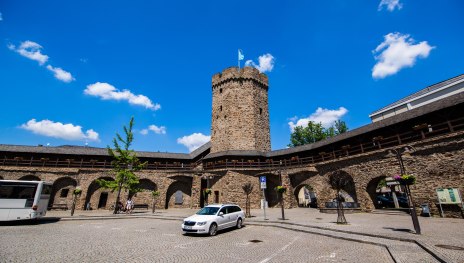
[97,117,146,214]
[334,120,348,134]
[289,120,349,147]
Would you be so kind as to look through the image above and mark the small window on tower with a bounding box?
[219,88,223,94]
[220,105,222,111]
[224,115,227,119]
[259,108,263,115]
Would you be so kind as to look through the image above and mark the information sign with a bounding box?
[436,188,462,204]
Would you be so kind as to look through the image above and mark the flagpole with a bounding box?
[238,49,240,69]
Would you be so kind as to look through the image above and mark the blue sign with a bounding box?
[260,176,266,189]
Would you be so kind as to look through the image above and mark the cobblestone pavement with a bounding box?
[4,207,463,263]
[1,218,393,263]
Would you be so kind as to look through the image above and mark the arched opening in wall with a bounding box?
[328,171,358,203]
[49,177,77,209]
[294,184,318,208]
[366,176,406,209]
[165,181,192,209]
[18,175,41,181]
[132,179,157,208]
[263,173,280,207]
[85,177,115,210]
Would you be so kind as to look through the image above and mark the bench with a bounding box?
[133,204,149,210]
[50,204,68,210]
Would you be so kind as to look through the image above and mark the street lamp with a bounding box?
[279,160,285,220]
[390,146,421,234]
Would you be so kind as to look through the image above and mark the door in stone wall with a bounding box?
[98,192,108,209]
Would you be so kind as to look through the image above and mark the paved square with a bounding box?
[1,218,394,263]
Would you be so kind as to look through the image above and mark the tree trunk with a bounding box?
[152,198,156,213]
[70,194,77,216]
[336,192,347,224]
[113,184,122,214]
[245,195,251,218]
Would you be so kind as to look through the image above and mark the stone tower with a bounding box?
[210,66,271,153]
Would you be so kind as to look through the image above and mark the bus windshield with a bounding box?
[0,182,38,207]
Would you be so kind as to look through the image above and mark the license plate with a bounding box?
[184,226,192,230]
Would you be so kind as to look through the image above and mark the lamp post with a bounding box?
[391,147,421,234]
[279,160,286,220]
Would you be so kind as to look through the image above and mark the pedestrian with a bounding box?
[86,202,91,211]
[125,198,133,214]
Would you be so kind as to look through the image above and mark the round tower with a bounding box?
[210,66,271,153]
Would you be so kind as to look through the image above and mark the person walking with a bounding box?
[125,198,134,214]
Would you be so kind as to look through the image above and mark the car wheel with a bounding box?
[236,218,243,229]
[209,223,218,236]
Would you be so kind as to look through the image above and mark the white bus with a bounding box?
[0,180,52,221]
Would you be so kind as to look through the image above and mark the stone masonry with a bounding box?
[210,66,271,153]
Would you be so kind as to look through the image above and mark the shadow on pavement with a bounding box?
[383,227,414,233]
[0,217,61,226]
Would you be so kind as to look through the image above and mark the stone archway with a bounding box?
[132,179,157,208]
[293,184,317,208]
[366,176,387,209]
[165,181,191,209]
[328,170,358,203]
[262,173,280,207]
[49,177,78,209]
[19,175,41,181]
[85,177,115,210]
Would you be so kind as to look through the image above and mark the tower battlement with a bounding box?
[212,66,268,88]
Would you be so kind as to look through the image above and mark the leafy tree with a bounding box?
[97,117,146,214]
[334,120,348,134]
[289,120,349,147]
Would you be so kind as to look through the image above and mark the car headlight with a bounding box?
[196,221,207,226]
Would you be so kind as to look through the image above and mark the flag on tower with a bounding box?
[238,49,244,61]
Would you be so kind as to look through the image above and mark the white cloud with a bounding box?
[8,40,49,65]
[378,0,402,11]
[140,125,166,135]
[177,133,210,152]
[46,65,75,83]
[245,53,275,73]
[372,33,434,79]
[288,107,348,132]
[20,119,100,141]
[84,82,161,111]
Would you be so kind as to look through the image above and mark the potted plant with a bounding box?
[394,174,416,185]
[275,185,287,194]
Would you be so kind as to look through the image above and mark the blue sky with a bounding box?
[1,0,463,153]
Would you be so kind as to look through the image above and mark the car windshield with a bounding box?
[196,207,220,215]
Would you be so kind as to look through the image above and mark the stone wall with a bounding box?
[1,132,462,217]
[210,66,271,153]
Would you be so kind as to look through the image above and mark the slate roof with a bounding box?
[370,74,464,116]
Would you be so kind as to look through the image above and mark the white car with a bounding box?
[182,204,245,236]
